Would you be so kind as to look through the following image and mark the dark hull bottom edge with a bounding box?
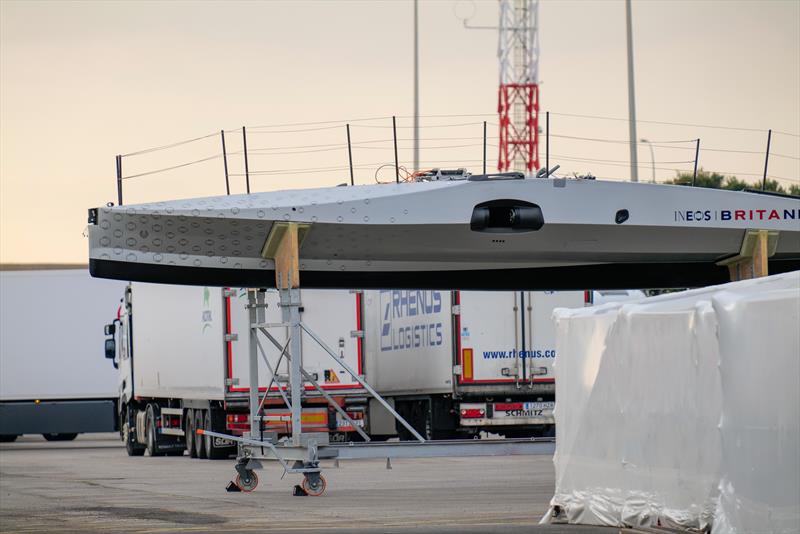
[90,258,800,290]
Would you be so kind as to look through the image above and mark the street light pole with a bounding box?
[625,0,639,182]
[640,138,655,183]
[413,0,419,172]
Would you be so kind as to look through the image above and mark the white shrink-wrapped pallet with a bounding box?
[544,271,800,532]
[713,278,800,534]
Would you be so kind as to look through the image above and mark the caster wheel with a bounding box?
[301,474,326,496]
[235,470,258,492]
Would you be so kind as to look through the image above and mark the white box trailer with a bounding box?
[0,267,125,442]
[110,283,366,458]
[363,290,585,439]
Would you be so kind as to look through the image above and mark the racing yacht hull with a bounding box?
[87,178,800,289]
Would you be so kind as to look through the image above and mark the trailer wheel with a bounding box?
[145,404,163,457]
[42,433,78,442]
[123,405,145,456]
[204,409,228,459]
[301,474,327,497]
[235,470,258,492]
[185,409,197,458]
[194,409,207,459]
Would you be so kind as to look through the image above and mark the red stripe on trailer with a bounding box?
[463,378,555,384]
[225,288,234,393]
[356,291,363,375]
[454,291,464,384]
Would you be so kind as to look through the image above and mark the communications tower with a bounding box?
[497,0,540,173]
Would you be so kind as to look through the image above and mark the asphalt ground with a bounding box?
[0,433,630,534]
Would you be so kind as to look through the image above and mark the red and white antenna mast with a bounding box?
[497,0,540,173]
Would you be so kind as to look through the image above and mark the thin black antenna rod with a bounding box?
[692,138,700,186]
[116,155,123,206]
[346,124,354,186]
[482,121,487,174]
[762,129,772,191]
[393,116,400,183]
[546,111,550,176]
[221,130,230,195]
[242,126,251,194]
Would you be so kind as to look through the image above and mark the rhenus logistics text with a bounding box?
[380,290,443,351]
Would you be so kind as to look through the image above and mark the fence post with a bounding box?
[242,126,251,194]
[692,138,700,186]
[762,129,772,191]
[221,130,230,195]
[116,155,123,206]
[346,124,354,186]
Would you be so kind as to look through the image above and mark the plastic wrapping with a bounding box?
[544,271,800,532]
[713,282,800,534]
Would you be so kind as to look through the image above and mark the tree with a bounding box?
[665,168,795,195]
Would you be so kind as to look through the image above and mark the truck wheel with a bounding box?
[145,404,163,457]
[194,409,207,459]
[185,409,197,458]
[42,433,78,441]
[0,434,19,443]
[204,409,228,459]
[123,405,145,456]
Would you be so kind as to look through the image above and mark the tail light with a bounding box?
[460,408,485,418]
[494,402,524,411]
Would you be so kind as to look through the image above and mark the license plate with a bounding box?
[495,401,554,418]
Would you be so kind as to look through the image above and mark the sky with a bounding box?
[1,0,798,264]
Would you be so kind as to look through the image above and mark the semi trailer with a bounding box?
[363,290,585,439]
[0,267,124,442]
[106,283,367,457]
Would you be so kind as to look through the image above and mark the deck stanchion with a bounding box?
[692,138,700,186]
[762,129,772,190]
[545,111,550,176]
[482,121,487,174]
[393,116,400,183]
[243,126,251,194]
[221,130,230,195]
[116,155,123,206]
[346,124,354,186]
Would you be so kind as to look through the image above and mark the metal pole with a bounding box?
[115,155,123,206]
[242,126,251,194]
[692,138,700,186]
[625,0,639,182]
[248,290,262,441]
[393,116,400,183]
[545,111,549,175]
[285,289,303,447]
[762,129,772,190]
[413,0,419,172]
[346,124,354,186]
[482,121,487,174]
[221,130,230,195]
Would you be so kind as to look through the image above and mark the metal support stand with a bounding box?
[200,222,555,496]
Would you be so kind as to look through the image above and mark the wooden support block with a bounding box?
[717,229,777,282]
[261,222,311,289]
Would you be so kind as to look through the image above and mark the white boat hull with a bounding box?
[87,178,800,289]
